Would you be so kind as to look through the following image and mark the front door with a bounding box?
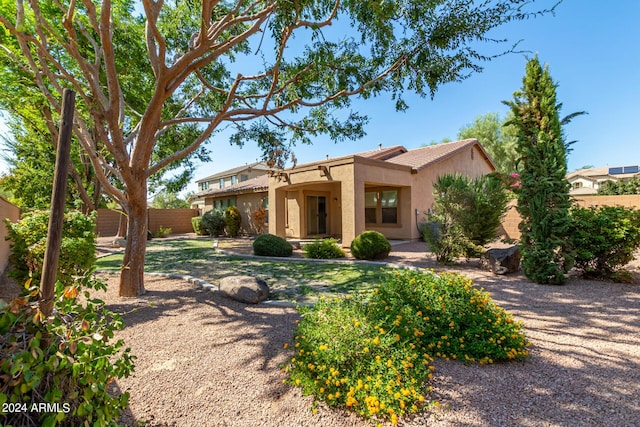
[306,195,327,236]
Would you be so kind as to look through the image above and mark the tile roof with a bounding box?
[196,161,275,183]
[383,138,482,171]
[193,174,268,198]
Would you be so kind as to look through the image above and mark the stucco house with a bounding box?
[190,162,277,234]
[268,138,496,246]
[567,165,640,195]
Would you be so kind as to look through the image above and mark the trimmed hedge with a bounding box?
[350,231,391,260]
[253,233,293,257]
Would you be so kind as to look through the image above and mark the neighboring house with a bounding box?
[567,165,640,195]
[193,161,274,202]
[191,174,271,235]
[268,138,496,246]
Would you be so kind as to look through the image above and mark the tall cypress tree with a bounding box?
[505,56,574,285]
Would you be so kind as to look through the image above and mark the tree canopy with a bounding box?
[458,112,519,174]
[0,0,559,296]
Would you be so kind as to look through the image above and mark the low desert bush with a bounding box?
[350,231,391,260]
[252,233,293,257]
[201,210,226,236]
[4,210,96,286]
[153,225,172,238]
[0,271,135,426]
[571,205,640,282]
[303,238,346,259]
[224,205,242,237]
[284,270,528,424]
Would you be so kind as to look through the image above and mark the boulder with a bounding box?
[219,275,269,304]
[479,246,521,275]
[112,237,127,248]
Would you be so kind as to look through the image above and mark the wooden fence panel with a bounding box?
[96,208,199,236]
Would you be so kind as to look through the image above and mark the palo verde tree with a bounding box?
[505,56,579,285]
[458,112,520,175]
[0,0,558,296]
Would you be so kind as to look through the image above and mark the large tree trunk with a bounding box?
[119,181,148,296]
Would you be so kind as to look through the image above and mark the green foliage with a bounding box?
[253,234,293,257]
[224,205,242,238]
[303,238,346,259]
[4,210,96,287]
[153,225,172,238]
[191,216,206,235]
[423,173,509,263]
[201,210,226,236]
[597,177,640,195]
[350,231,391,260]
[284,270,529,424]
[151,190,190,208]
[570,206,640,282]
[458,112,519,174]
[0,271,135,426]
[505,56,576,285]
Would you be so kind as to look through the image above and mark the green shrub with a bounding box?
[4,210,96,286]
[0,270,135,426]
[284,270,529,424]
[350,231,391,260]
[191,216,205,235]
[201,209,226,236]
[303,238,346,259]
[423,173,508,263]
[571,205,640,282]
[225,205,242,237]
[253,233,293,257]
[153,225,172,238]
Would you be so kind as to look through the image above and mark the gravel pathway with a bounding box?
[93,248,640,427]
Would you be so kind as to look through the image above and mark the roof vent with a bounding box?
[378,143,382,150]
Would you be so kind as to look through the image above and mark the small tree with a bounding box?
[505,57,578,285]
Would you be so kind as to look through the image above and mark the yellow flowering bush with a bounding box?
[368,270,530,364]
[283,270,529,424]
[284,296,434,424]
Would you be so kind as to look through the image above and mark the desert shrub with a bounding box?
[253,233,293,257]
[153,225,172,238]
[350,231,391,260]
[201,209,226,236]
[571,205,640,282]
[424,173,508,263]
[0,270,135,426]
[4,210,96,286]
[191,216,206,235]
[224,205,242,237]
[251,207,268,234]
[303,238,346,259]
[284,270,529,424]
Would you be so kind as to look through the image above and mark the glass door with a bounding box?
[306,195,327,235]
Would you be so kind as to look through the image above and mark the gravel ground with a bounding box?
[90,242,640,427]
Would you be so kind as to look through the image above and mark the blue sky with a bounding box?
[185,0,640,193]
[1,1,638,197]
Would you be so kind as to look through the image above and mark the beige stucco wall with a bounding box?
[203,192,267,235]
[0,196,21,275]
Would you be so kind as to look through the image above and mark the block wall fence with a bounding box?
[95,208,200,236]
[0,196,21,276]
[501,195,640,240]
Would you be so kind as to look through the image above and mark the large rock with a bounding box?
[219,275,269,304]
[479,246,521,275]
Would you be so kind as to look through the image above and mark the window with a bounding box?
[200,181,209,191]
[231,175,237,185]
[241,174,249,182]
[365,191,378,223]
[573,182,583,189]
[219,178,225,188]
[365,189,398,225]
